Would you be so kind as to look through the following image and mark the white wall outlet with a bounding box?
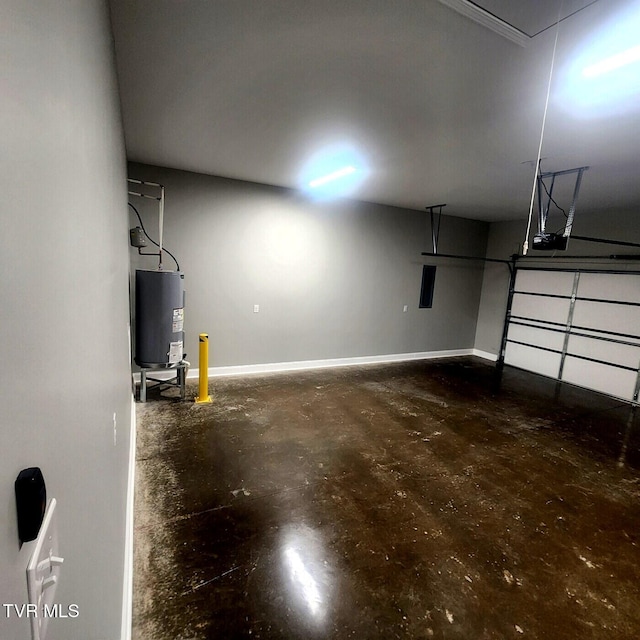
[403,305,408,313]
[253,304,260,313]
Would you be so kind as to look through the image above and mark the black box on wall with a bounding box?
[15,467,47,544]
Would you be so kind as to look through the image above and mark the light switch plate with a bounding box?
[26,498,61,640]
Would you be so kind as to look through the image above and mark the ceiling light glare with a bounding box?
[299,143,368,200]
[582,44,640,78]
[558,2,640,117]
[309,166,356,188]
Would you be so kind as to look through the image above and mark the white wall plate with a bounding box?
[26,498,62,640]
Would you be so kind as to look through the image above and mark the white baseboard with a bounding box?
[131,348,497,384]
[184,348,475,379]
[121,395,136,640]
[473,349,499,361]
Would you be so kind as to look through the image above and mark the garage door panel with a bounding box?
[567,334,640,370]
[504,342,562,379]
[515,270,575,296]
[578,272,640,303]
[511,294,570,325]
[562,357,637,402]
[572,300,640,336]
[507,322,566,352]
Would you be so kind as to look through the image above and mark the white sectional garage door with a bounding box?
[503,268,640,403]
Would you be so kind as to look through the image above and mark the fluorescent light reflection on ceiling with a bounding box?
[299,143,367,199]
[559,1,640,117]
[582,44,640,78]
[309,165,356,188]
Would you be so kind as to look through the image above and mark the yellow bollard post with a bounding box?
[195,333,212,404]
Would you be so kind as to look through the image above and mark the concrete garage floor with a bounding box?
[132,357,640,640]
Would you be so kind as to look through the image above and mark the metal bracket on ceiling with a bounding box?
[422,202,515,271]
[426,204,446,254]
[533,165,589,251]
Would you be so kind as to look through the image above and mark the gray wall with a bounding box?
[474,210,640,357]
[128,163,489,369]
[0,2,132,639]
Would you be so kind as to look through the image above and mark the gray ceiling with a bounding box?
[473,0,597,36]
[109,0,640,221]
